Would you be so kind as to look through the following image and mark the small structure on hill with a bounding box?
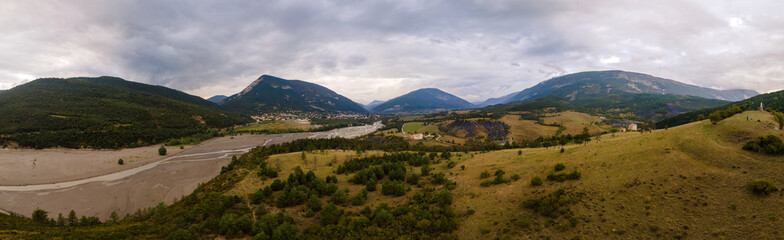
[760,103,764,112]
[411,133,424,140]
[628,123,638,131]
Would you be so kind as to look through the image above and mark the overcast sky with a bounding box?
[1,0,783,103]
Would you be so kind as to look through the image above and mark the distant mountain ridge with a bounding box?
[219,75,366,114]
[478,70,758,107]
[371,88,474,113]
[206,95,227,103]
[363,100,385,111]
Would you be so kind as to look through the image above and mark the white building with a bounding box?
[628,123,638,131]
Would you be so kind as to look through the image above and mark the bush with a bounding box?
[748,178,779,195]
[432,173,447,185]
[158,145,167,156]
[480,171,509,187]
[480,171,491,179]
[547,170,581,182]
[381,180,406,196]
[522,189,580,217]
[331,189,348,204]
[307,195,322,212]
[511,174,520,181]
[320,203,340,225]
[554,163,566,171]
[743,135,784,155]
[407,173,421,185]
[118,158,124,165]
[531,176,543,186]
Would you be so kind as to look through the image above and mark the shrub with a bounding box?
[743,135,784,155]
[331,189,347,204]
[158,145,167,156]
[432,173,447,185]
[748,178,779,195]
[554,163,566,171]
[381,180,406,196]
[118,158,124,165]
[307,195,322,212]
[480,171,491,179]
[511,174,520,181]
[547,170,581,182]
[522,189,580,217]
[531,176,543,186]
[407,173,421,185]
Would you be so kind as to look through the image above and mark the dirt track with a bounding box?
[0,122,382,219]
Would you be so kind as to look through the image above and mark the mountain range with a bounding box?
[218,75,366,114]
[478,70,758,107]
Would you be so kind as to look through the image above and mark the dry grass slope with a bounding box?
[451,111,784,239]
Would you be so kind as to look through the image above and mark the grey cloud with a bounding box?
[1,0,784,104]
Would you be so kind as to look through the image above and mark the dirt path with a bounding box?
[0,122,382,220]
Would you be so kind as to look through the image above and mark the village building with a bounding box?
[628,123,638,131]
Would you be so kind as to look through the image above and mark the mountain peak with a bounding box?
[371,88,473,113]
[220,75,366,114]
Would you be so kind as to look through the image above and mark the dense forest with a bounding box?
[0,77,251,149]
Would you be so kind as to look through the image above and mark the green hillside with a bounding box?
[220,75,367,114]
[658,88,784,128]
[0,77,251,149]
[480,70,757,107]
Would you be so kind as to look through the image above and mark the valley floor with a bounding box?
[0,123,382,220]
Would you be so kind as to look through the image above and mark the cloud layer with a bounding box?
[1,0,783,103]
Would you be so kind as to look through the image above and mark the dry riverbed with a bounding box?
[0,122,382,220]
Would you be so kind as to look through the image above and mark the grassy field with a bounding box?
[402,122,439,134]
[235,120,315,132]
[500,115,559,141]
[450,110,784,239]
[230,110,784,239]
[542,111,606,135]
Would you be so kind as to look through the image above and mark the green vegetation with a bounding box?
[747,178,778,195]
[530,176,543,186]
[709,105,745,124]
[0,77,250,149]
[742,135,784,155]
[658,88,784,128]
[480,169,510,187]
[546,170,581,182]
[158,145,167,156]
[554,163,565,171]
[118,159,124,165]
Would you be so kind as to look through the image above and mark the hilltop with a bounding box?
[220,75,366,114]
[659,88,784,128]
[371,88,474,113]
[0,76,251,149]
